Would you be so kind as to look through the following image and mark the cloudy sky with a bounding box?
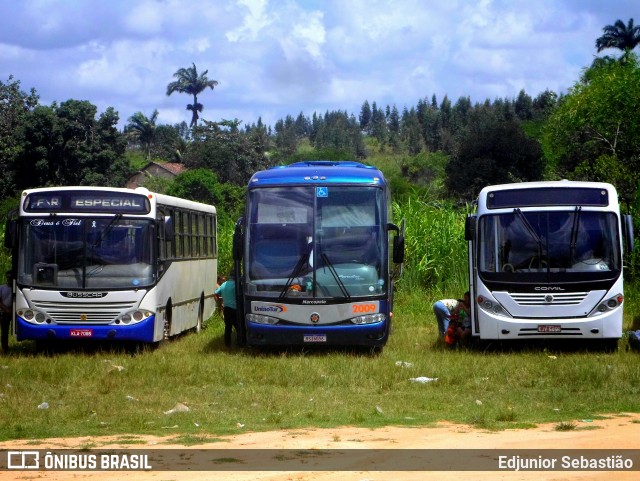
[1,0,637,129]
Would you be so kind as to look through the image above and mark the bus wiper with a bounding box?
[569,206,582,263]
[92,214,123,247]
[320,253,351,300]
[279,246,312,300]
[513,208,544,263]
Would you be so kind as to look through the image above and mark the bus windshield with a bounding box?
[246,186,386,298]
[18,217,155,289]
[478,210,621,281]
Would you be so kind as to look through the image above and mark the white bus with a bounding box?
[465,181,634,349]
[4,186,217,344]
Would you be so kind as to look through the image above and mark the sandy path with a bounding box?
[1,413,638,480]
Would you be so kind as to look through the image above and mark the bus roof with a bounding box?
[478,180,616,194]
[476,180,618,210]
[248,161,386,187]
[19,186,216,215]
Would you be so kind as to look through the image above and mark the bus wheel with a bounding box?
[599,338,619,352]
[163,301,173,340]
[196,296,204,333]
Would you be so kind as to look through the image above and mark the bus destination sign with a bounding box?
[25,192,150,214]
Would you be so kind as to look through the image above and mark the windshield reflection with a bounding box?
[19,218,155,289]
[479,211,620,277]
[246,186,386,298]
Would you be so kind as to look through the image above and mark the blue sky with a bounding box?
[1,0,637,129]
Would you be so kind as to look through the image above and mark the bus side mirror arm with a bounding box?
[233,217,244,261]
[623,214,634,252]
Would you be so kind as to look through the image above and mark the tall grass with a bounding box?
[394,197,469,295]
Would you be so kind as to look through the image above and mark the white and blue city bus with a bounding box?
[233,161,404,349]
[4,186,217,344]
[465,180,634,349]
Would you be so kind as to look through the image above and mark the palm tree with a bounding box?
[595,18,640,53]
[166,63,219,128]
[126,110,159,160]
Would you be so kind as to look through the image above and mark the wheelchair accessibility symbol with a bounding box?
[316,187,328,197]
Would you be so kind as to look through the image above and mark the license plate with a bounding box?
[70,329,93,338]
[303,334,327,343]
[537,325,561,333]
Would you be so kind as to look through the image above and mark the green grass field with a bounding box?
[1,288,639,442]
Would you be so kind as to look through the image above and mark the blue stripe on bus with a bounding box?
[15,315,157,343]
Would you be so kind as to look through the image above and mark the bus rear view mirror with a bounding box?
[465,216,476,241]
[388,221,405,264]
[393,235,405,264]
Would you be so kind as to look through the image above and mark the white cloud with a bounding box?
[0,0,629,129]
[226,0,272,42]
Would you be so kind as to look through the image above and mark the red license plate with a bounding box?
[70,329,93,337]
[537,325,561,333]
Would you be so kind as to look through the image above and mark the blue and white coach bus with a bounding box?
[465,180,634,349]
[4,186,217,344]
[233,161,404,350]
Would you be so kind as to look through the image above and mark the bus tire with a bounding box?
[196,295,205,333]
[599,338,619,352]
[163,301,173,340]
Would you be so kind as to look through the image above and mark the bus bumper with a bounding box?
[15,315,157,343]
[246,321,389,347]
[475,309,623,340]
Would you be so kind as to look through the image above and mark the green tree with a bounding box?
[445,119,544,201]
[166,168,245,224]
[0,76,39,199]
[184,119,269,185]
[400,107,423,156]
[15,100,130,189]
[359,100,372,134]
[166,63,219,128]
[274,115,298,158]
[125,110,158,160]
[153,122,189,163]
[543,54,640,204]
[596,18,640,54]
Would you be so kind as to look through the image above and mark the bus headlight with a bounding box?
[477,296,512,318]
[20,309,49,324]
[590,294,623,317]
[116,310,152,325]
[351,313,386,325]
[247,314,279,325]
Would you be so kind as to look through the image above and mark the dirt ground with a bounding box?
[1,413,639,481]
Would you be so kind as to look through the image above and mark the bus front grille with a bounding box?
[510,292,589,306]
[30,300,138,324]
